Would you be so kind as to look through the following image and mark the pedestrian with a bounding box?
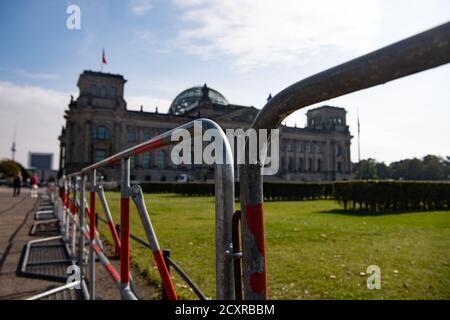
[13,172,22,197]
[30,173,39,198]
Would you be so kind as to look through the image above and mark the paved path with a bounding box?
[0,186,158,300]
[0,186,59,299]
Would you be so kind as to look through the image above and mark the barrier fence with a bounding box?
[53,22,449,300]
[59,119,235,300]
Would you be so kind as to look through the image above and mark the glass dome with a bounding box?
[169,85,228,115]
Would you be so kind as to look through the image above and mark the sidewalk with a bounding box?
[0,186,61,299]
[0,186,159,300]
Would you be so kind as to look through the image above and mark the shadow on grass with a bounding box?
[318,208,441,217]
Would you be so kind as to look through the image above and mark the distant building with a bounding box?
[59,71,352,182]
[28,152,56,181]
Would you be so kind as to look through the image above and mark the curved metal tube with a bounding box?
[65,118,235,300]
[239,22,450,299]
[252,22,450,131]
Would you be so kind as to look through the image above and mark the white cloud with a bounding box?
[173,0,382,70]
[133,29,155,41]
[0,82,171,168]
[0,81,69,169]
[131,0,153,16]
[14,69,61,80]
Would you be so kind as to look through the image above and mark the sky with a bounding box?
[0,0,449,170]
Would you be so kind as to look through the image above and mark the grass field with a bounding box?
[97,192,450,300]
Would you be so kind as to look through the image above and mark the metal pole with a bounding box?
[130,185,177,300]
[232,210,243,300]
[97,185,121,255]
[212,123,235,300]
[89,170,96,300]
[239,21,450,300]
[64,178,70,241]
[78,175,86,294]
[71,177,77,257]
[162,249,171,300]
[120,158,132,299]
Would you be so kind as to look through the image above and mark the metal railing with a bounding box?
[95,212,208,300]
[59,118,236,300]
[239,22,450,299]
[54,22,450,301]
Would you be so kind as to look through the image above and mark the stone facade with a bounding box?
[59,71,353,181]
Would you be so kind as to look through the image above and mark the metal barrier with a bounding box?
[53,22,450,301]
[59,118,235,300]
[239,22,450,299]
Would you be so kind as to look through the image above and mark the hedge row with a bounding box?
[140,181,450,212]
[141,182,335,201]
[334,181,450,212]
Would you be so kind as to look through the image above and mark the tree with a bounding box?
[355,158,378,179]
[375,162,390,179]
[0,159,21,178]
[422,155,445,180]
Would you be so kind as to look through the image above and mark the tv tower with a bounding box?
[11,127,17,161]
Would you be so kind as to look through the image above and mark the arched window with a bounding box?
[93,126,110,140]
[90,84,97,96]
[99,85,107,97]
[142,152,152,169]
[157,150,165,169]
[109,86,116,98]
[336,144,342,156]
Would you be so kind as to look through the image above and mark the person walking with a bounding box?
[30,173,39,198]
[13,172,22,197]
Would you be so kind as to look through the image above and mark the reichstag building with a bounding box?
[58,71,352,182]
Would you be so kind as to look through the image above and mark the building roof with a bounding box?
[169,84,228,115]
[306,105,346,113]
[81,70,127,82]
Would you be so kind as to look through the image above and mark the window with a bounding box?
[288,158,294,172]
[157,150,165,169]
[93,126,110,140]
[108,86,116,98]
[142,152,151,169]
[98,85,108,98]
[307,143,313,153]
[90,84,97,96]
[143,133,152,141]
[337,161,342,173]
[145,175,151,181]
[298,143,304,152]
[308,158,313,172]
[128,130,137,142]
[336,145,342,156]
[130,156,136,169]
[317,159,322,172]
[298,158,303,172]
[95,149,107,162]
[316,143,323,153]
[287,143,293,152]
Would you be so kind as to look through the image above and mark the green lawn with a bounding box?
[97,193,450,300]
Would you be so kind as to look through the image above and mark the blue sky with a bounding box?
[0,0,449,169]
